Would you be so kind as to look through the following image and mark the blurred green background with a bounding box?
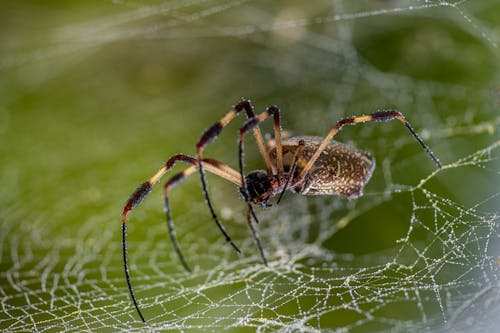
[1,1,499,332]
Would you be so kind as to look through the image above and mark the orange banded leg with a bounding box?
[122,154,197,222]
[122,154,242,253]
[276,139,305,204]
[196,99,273,174]
[238,105,283,204]
[121,154,242,323]
[299,110,442,180]
[163,158,242,273]
[194,100,273,258]
[234,106,283,266]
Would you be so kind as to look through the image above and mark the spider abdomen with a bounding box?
[269,136,375,199]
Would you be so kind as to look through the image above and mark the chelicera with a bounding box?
[121,99,442,322]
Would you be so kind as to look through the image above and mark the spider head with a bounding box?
[244,170,272,206]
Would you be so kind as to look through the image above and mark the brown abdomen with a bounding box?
[269,136,375,199]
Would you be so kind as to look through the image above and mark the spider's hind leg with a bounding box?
[298,110,442,180]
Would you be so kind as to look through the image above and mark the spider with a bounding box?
[121,99,442,322]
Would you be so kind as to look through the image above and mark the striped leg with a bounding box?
[163,158,242,273]
[238,105,284,204]
[122,154,195,323]
[195,99,274,257]
[121,154,243,255]
[121,154,241,323]
[276,139,305,204]
[235,106,283,266]
[196,99,273,174]
[298,110,442,180]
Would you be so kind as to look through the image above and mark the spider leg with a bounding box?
[122,154,242,322]
[245,204,268,266]
[164,158,242,272]
[238,105,283,203]
[195,99,274,257]
[298,110,442,180]
[196,99,273,174]
[121,154,243,253]
[122,154,224,222]
[164,166,198,273]
[229,105,283,266]
[121,223,146,323]
[266,129,294,149]
[277,139,305,204]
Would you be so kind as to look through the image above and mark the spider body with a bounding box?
[247,136,375,206]
[121,99,442,322]
[270,136,375,198]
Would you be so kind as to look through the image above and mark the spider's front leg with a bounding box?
[238,105,284,203]
[122,154,242,323]
[193,99,272,255]
[121,153,200,324]
[236,105,285,266]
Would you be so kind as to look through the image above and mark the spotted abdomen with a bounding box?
[269,136,375,199]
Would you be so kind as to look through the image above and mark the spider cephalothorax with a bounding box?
[244,170,272,205]
[121,98,442,322]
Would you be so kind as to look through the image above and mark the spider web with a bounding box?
[1,0,499,332]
